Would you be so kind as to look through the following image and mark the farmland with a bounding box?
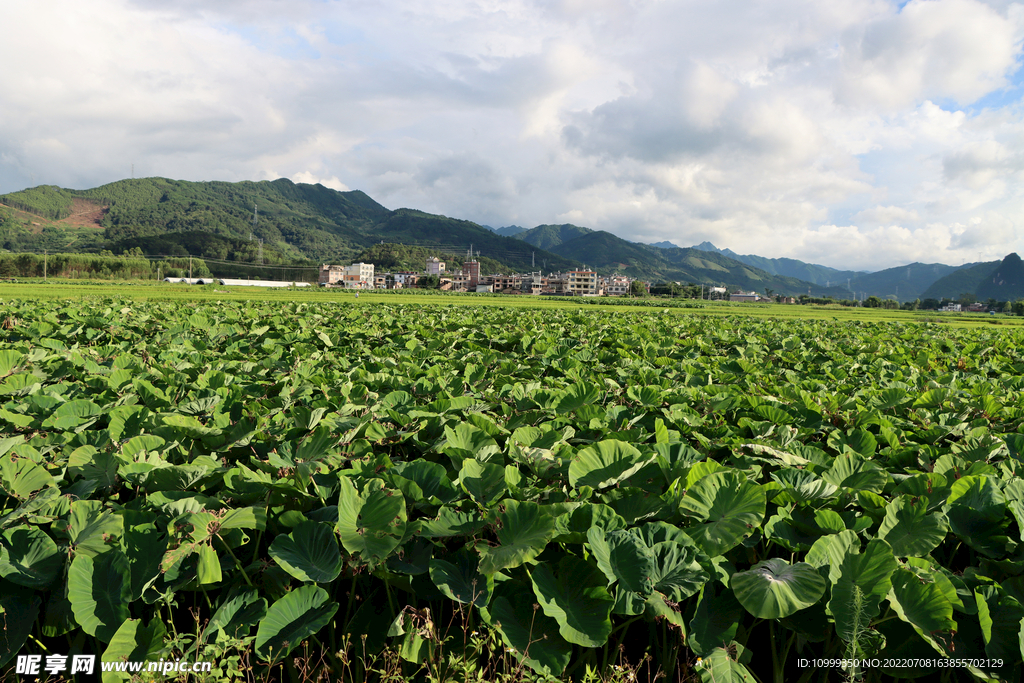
[2,290,1024,682]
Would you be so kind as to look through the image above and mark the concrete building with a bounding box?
[320,262,374,287]
[604,275,630,296]
[568,270,599,295]
[731,291,759,303]
[465,260,481,288]
[426,257,446,276]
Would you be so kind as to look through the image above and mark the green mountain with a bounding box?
[974,254,1024,301]
[513,224,593,251]
[534,230,854,297]
[492,225,527,237]
[919,260,1001,300]
[691,241,865,286]
[0,178,577,274]
[847,262,965,301]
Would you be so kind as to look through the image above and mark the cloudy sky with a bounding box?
[2,0,1024,270]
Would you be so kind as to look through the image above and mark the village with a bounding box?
[318,256,780,300]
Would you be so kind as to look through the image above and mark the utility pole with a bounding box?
[189,255,193,281]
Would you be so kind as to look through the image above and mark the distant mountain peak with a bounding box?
[692,241,721,253]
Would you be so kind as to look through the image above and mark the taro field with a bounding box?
[2,297,1024,683]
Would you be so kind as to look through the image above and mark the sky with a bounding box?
[2,0,1024,271]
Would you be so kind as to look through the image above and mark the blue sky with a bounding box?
[2,0,1023,271]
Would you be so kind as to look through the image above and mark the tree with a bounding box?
[629,280,647,297]
[419,274,440,289]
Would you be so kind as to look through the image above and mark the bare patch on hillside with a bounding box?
[58,199,107,229]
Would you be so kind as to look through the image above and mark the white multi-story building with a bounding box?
[426,257,445,276]
[567,270,599,296]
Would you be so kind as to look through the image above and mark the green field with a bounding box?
[1,280,1019,329]
[2,288,1024,682]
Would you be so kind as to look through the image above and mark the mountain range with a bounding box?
[0,176,1018,302]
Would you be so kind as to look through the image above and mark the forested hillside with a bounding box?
[0,178,574,273]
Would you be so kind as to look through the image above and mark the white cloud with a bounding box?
[2,0,1024,271]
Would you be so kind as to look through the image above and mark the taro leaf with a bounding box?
[827,428,877,457]
[429,549,493,607]
[419,507,486,539]
[0,526,62,588]
[555,382,601,414]
[730,559,826,619]
[805,529,860,583]
[479,583,572,677]
[477,499,554,574]
[0,350,24,377]
[648,541,709,602]
[255,585,338,664]
[887,567,957,655]
[67,500,123,557]
[389,460,458,506]
[0,453,53,499]
[268,521,343,583]
[697,644,756,683]
[68,445,119,490]
[42,399,103,431]
[123,521,165,601]
[689,585,744,657]
[0,487,61,530]
[829,540,897,644]
[943,475,1010,558]
[161,414,223,438]
[68,551,131,642]
[122,435,166,460]
[336,478,407,563]
[678,470,765,557]
[612,585,647,616]
[586,527,656,595]
[207,589,268,640]
[553,503,625,544]
[0,587,40,668]
[459,459,505,507]
[530,555,614,647]
[440,423,502,463]
[569,440,649,490]
[878,496,948,557]
[822,453,888,493]
[975,586,1024,663]
[196,545,223,585]
[101,617,168,682]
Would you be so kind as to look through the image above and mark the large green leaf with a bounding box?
[0,526,62,588]
[255,585,338,663]
[479,582,572,676]
[68,551,131,642]
[878,496,948,557]
[0,453,53,499]
[429,549,493,607]
[67,500,124,557]
[459,458,505,507]
[822,453,888,493]
[678,470,765,557]
[943,475,1010,558]
[569,439,649,490]
[476,499,554,574]
[0,587,39,668]
[207,589,268,640]
[100,618,168,683]
[268,521,343,583]
[887,567,957,655]
[586,527,657,595]
[689,584,744,657]
[336,478,407,563]
[829,540,897,646]
[555,382,601,414]
[530,555,614,647]
[731,559,826,619]
[697,645,756,683]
